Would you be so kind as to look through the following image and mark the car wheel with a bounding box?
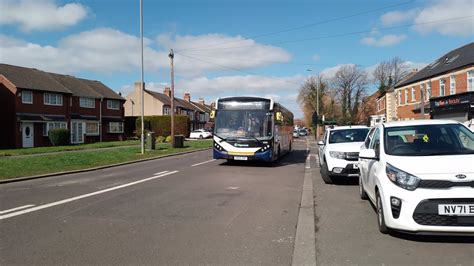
[376,191,390,234]
[359,175,368,200]
[199,135,203,139]
[320,158,333,184]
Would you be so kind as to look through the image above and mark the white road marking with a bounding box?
[225,186,240,190]
[154,171,169,175]
[305,156,311,169]
[0,204,35,215]
[0,171,178,220]
[191,159,216,167]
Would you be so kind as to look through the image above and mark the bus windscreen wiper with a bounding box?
[245,135,263,145]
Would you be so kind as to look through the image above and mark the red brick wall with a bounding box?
[456,72,468,93]
[70,97,100,116]
[0,84,17,148]
[16,89,71,116]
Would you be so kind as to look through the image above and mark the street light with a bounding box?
[307,69,319,141]
[139,0,145,154]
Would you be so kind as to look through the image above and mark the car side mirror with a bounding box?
[317,141,325,146]
[359,149,378,160]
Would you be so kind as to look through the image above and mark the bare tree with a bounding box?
[297,75,327,126]
[373,57,409,94]
[332,65,368,124]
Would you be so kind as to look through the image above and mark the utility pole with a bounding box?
[316,79,319,141]
[169,49,175,148]
[420,84,425,118]
[139,0,145,154]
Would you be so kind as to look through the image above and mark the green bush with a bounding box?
[156,136,165,143]
[48,129,70,146]
[165,136,172,143]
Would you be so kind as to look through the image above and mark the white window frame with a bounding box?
[397,91,401,105]
[108,122,123,133]
[43,122,67,136]
[426,82,432,100]
[163,106,171,115]
[44,93,63,106]
[468,70,474,92]
[404,89,408,105]
[107,100,120,110]
[440,79,445,97]
[22,90,33,104]
[411,87,416,102]
[80,97,95,108]
[450,75,456,95]
[85,121,100,136]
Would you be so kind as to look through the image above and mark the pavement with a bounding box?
[0,139,309,265]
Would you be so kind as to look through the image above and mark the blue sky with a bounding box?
[1,0,473,118]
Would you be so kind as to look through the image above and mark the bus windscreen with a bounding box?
[215,110,272,139]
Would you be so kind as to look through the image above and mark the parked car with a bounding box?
[358,120,474,234]
[189,129,212,139]
[293,129,300,138]
[318,126,370,183]
[299,128,308,136]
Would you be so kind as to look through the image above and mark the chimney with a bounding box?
[184,92,191,102]
[198,97,205,105]
[164,87,171,97]
[134,81,145,93]
[411,68,418,74]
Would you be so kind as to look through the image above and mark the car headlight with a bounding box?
[386,163,420,191]
[329,151,346,159]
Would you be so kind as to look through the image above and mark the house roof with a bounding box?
[395,42,474,88]
[145,90,197,111]
[0,64,71,94]
[191,101,212,113]
[78,79,124,100]
[48,73,102,99]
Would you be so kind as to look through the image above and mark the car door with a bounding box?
[359,128,375,184]
[365,127,381,201]
[319,130,329,165]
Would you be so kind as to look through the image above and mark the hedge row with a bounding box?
[136,115,189,137]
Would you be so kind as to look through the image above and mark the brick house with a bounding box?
[124,82,211,132]
[394,42,474,122]
[0,64,125,148]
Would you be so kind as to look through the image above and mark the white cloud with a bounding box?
[413,0,474,36]
[378,0,474,37]
[312,54,321,62]
[360,34,407,47]
[320,64,356,79]
[380,9,418,26]
[157,34,292,76]
[0,0,88,32]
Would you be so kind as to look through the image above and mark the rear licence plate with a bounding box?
[234,156,248,161]
[438,204,474,216]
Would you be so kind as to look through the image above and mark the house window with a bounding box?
[108,122,123,133]
[107,100,120,110]
[426,82,431,99]
[420,84,425,101]
[163,106,171,115]
[440,79,445,97]
[404,89,408,105]
[468,71,474,91]
[85,122,99,135]
[44,93,63,106]
[411,87,416,102]
[43,122,67,136]
[450,75,456,95]
[22,90,33,104]
[80,97,95,108]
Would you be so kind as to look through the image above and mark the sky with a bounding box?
[1,0,473,118]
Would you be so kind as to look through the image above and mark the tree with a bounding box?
[373,57,409,95]
[332,65,368,125]
[297,75,327,127]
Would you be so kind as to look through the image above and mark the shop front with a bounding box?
[430,91,474,128]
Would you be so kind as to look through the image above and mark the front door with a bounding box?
[71,121,84,144]
[22,122,34,148]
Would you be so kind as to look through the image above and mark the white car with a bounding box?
[189,129,212,139]
[318,126,370,183]
[293,129,300,138]
[358,120,474,235]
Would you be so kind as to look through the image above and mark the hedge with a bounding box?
[49,129,70,146]
[136,115,189,137]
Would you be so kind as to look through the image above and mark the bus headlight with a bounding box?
[259,144,271,152]
[214,141,225,151]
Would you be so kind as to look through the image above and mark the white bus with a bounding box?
[212,96,294,162]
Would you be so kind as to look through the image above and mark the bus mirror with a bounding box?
[210,110,215,119]
[276,112,283,121]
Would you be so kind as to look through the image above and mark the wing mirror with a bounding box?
[359,149,378,160]
[317,141,325,146]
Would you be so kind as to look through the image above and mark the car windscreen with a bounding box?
[328,128,369,144]
[384,124,474,156]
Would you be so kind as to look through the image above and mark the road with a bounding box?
[308,139,474,266]
[0,141,308,265]
[1,138,473,265]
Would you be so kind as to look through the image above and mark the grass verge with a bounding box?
[0,140,141,157]
[0,140,212,180]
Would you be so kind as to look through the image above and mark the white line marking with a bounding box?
[191,159,216,167]
[153,171,169,175]
[0,171,178,220]
[0,204,35,214]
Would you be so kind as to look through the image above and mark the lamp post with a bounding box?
[307,69,319,140]
[169,49,175,148]
[139,0,145,154]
